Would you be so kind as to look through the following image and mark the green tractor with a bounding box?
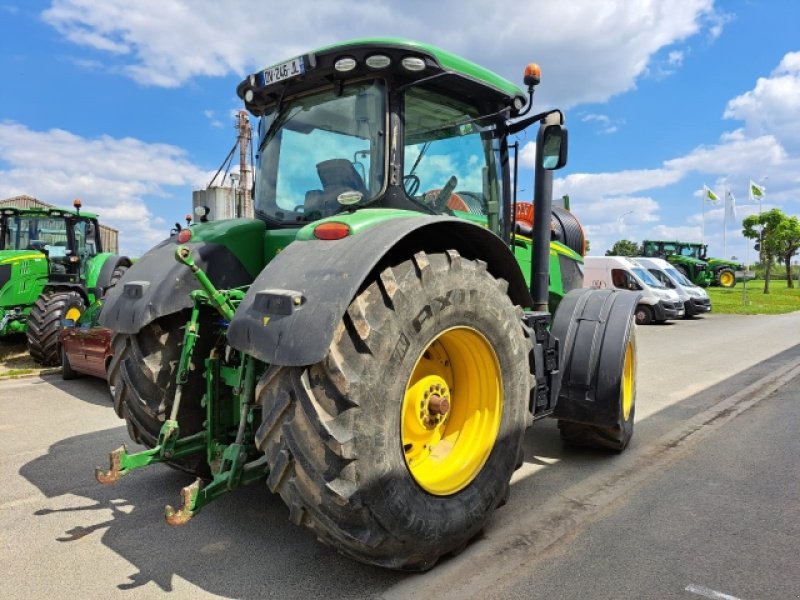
[673,241,746,288]
[96,38,638,570]
[0,202,131,364]
[641,240,714,287]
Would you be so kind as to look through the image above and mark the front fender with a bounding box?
[227,216,532,366]
[98,238,253,333]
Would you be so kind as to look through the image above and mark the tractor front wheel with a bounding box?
[26,290,86,365]
[717,268,736,288]
[255,250,531,570]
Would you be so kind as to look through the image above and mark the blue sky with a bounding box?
[1,0,798,260]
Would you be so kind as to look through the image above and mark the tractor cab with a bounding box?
[238,38,566,245]
[0,206,102,283]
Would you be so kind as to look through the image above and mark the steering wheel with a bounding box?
[431,175,458,211]
[403,174,421,197]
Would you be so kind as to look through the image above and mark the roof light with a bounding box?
[313,222,351,240]
[401,57,426,72]
[73,198,82,209]
[523,63,541,87]
[177,229,192,244]
[334,57,357,72]
[366,55,391,69]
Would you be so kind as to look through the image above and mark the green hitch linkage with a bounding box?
[95,296,207,484]
[97,247,217,484]
[175,245,237,321]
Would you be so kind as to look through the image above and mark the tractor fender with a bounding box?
[93,254,133,294]
[550,287,639,427]
[98,238,253,333]
[227,216,532,366]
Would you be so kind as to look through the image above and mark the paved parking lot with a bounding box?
[1,311,798,599]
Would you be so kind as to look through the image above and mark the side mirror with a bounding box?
[540,124,568,170]
[627,281,640,292]
[61,319,76,328]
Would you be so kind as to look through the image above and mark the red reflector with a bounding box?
[313,222,350,240]
[177,229,192,243]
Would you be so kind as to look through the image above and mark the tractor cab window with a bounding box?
[3,216,69,252]
[403,87,501,222]
[254,80,386,225]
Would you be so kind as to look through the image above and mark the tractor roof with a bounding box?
[238,37,526,116]
[0,206,99,219]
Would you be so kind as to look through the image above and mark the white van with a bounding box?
[583,256,685,325]
[635,256,712,317]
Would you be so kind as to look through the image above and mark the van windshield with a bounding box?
[632,267,664,288]
[665,267,693,287]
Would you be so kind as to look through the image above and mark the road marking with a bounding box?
[685,583,744,600]
[382,359,800,600]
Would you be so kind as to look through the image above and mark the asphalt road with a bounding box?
[1,311,798,599]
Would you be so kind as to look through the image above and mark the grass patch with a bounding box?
[707,279,800,314]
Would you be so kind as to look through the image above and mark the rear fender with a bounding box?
[227,216,532,366]
[98,238,253,333]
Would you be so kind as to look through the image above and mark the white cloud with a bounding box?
[723,51,800,147]
[0,122,206,255]
[41,0,718,106]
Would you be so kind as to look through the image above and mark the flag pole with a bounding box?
[723,183,727,259]
[701,189,705,245]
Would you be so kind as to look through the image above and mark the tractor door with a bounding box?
[70,219,99,283]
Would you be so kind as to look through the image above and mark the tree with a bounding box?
[742,208,790,293]
[606,239,640,257]
[775,214,800,288]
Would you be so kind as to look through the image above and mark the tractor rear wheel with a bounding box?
[26,290,86,365]
[106,264,129,292]
[255,250,531,570]
[717,268,736,288]
[107,311,213,476]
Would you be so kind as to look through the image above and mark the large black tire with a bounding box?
[106,264,129,292]
[61,344,79,380]
[551,289,637,452]
[255,250,532,570]
[27,291,86,365]
[107,311,214,476]
[717,267,736,288]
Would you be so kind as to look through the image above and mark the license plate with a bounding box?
[262,57,305,85]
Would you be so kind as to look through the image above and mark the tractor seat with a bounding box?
[316,159,368,197]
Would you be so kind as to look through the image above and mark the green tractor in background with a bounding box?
[97,38,639,570]
[641,240,714,287]
[673,241,747,288]
[641,240,747,287]
[0,201,130,364]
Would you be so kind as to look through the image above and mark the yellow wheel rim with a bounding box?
[719,271,734,287]
[621,340,635,421]
[65,307,82,322]
[401,327,502,496]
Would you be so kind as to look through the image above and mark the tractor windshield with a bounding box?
[1,215,69,252]
[403,86,502,219]
[253,80,386,225]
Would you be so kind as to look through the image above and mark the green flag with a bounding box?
[703,185,720,204]
[749,179,765,201]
